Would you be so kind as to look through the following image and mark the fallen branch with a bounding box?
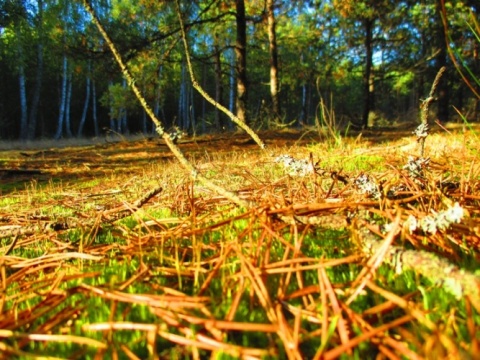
[81,0,253,209]
[357,223,480,308]
[269,202,480,308]
[0,185,163,243]
[174,0,267,150]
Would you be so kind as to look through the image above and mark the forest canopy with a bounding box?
[0,0,478,140]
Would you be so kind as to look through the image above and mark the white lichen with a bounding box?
[405,215,418,234]
[402,203,465,235]
[274,155,316,177]
[413,123,429,139]
[403,156,430,180]
[354,174,381,199]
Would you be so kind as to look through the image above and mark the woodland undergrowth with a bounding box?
[0,4,479,358]
[0,122,479,359]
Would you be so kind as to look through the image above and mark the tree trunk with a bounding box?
[18,60,28,140]
[121,78,128,134]
[92,79,99,137]
[178,61,188,129]
[55,55,68,139]
[474,39,479,121]
[300,82,307,126]
[306,81,312,125]
[201,61,207,133]
[108,81,115,132]
[362,18,374,129]
[267,0,280,121]
[15,24,28,140]
[472,2,480,121]
[65,72,73,137]
[77,64,91,137]
[235,0,248,124]
[141,83,147,133]
[154,65,163,133]
[228,49,235,129]
[190,84,196,133]
[435,0,449,123]
[142,109,147,133]
[121,112,128,134]
[214,40,224,130]
[27,0,44,140]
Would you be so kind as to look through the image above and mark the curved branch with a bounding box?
[82,0,250,208]
[174,0,267,150]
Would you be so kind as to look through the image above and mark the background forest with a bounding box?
[0,0,479,141]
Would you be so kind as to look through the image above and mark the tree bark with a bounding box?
[267,0,280,121]
[214,41,224,130]
[228,49,235,128]
[201,61,207,133]
[300,82,307,126]
[65,72,73,137]
[362,18,374,129]
[435,0,449,123]
[108,81,115,131]
[54,55,68,139]
[77,63,91,137]
[190,84,196,132]
[153,66,164,134]
[92,77,99,137]
[178,60,187,128]
[17,51,28,140]
[27,0,44,140]
[474,40,479,121]
[235,0,248,124]
[120,78,128,134]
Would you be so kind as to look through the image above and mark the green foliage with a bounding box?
[0,0,478,137]
[389,71,415,95]
[100,82,137,119]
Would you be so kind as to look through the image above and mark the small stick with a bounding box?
[417,66,447,158]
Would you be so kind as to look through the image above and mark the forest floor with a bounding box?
[0,124,479,359]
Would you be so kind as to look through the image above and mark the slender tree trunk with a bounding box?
[15,24,28,140]
[121,78,128,134]
[474,39,479,121]
[179,62,191,130]
[18,60,28,140]
[92,79,99,137]
[307,81,312,125]
[214,41,224,130]
[78,63,91,137]
[201,62,207,133]
[154,65,163,133]
[141,83,147,133]
[107,81,114,131]
[435,0,449,123]
[184,71,190,130]
[190,84,195,133]
[121,112,128,134]
[55,55,68,139]
[300,82,307,126]
[298,53,306,126]
[65,73,73,137]
[27,0,44,140]
[28,40,43,139]
[472,4,480,121]
[267,0,280,121]
[228,49,235,129]
[362,18,374,129]
[178,61,187,128]
[142,109,147,133]
[235,0,248,124]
